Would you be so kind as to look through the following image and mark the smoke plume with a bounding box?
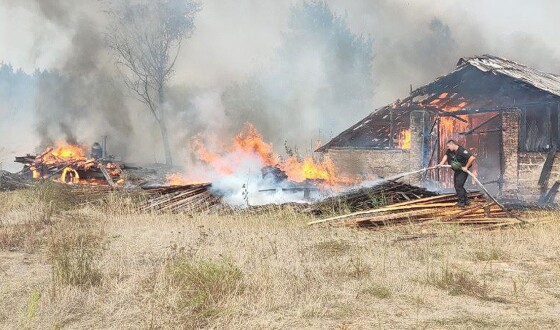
[1,0,560,172]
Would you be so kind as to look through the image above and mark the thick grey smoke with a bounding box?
[0,0,137,171]
[332,0,560,104]
[169,0,560,157]
[1,0,560,172]
[31,1,133,155]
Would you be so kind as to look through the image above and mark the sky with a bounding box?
[2,0,559,104]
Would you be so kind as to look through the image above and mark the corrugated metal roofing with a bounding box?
[458,54,560,98]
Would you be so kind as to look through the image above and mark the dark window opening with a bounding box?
[520,107,553,152]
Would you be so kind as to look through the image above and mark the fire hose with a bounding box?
[382,165,525,223]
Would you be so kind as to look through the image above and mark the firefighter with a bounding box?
[438,140,476,207]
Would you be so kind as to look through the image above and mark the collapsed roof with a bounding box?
[317,55,560,152]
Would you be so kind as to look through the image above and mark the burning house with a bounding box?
[317,55,560,202]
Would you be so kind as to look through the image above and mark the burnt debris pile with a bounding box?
[308,180,438,215]
[139,183,224,214]
[308,191,524,230]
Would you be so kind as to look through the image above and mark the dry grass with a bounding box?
[48,214,105,288]
[1,186,560,329]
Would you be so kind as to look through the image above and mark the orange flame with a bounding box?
[193,139,234,175]
[178,122,353,186]
[61,167,80,184]
[436,99,471,187]
[31,142,122,186]
[398,129,411,150]
[281,156,333,183]
[232,123,278,166]
[51,144,86,160]
[165,173,207,186]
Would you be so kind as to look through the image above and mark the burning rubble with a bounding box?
[16,142,123,186]
[8,121,366,208]
[9,122,372,208]
[3,117,530,231]
[163,122,364,205]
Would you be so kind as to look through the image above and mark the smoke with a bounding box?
[1,0,560,172]
[170,0,560,156]
[32,2,134,157]
[0,0,137,171]
[335,0,560,104]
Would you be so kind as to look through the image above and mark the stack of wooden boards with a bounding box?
[308,192,523,230]
[139,183,224,214]
[0,170,31,191]
[308,180,439,215]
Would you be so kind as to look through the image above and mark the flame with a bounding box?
[233,123,278,166]
[50,143,86,160]
[37,142,88,166]
[61,167,80,184]
[439,101,470,146]
[398,129,411,150]
[193,139,234,175]
[29,141,122,186]
[165,173,207,186]
[281,156,333,183]
[176,122,353,187]
[31,167,41,179]
[191,123,278,176]
[436,98,470,187]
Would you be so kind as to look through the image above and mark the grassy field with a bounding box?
[1,184,560,329]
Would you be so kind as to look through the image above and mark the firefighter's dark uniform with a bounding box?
[446,146,473,205]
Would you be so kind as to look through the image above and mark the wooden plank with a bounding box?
[307,193,485,226]
[355,208,446,224]
[441,202,494,222]
[139,187,208,210]
[100,165,117,188]
[538,181,560,204]
[538,145,557,187]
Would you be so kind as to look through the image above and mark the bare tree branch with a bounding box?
[106,0,201,165]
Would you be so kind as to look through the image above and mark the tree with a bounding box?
[223,1,373,152]
[107,0,201,165]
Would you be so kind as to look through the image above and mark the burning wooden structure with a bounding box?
[15,143,122,186]
[318,55,560,202]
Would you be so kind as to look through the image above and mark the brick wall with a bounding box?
[501,110,521,198]
[323,110,427,183]
[517,153,560,201]
[324,149,410,180]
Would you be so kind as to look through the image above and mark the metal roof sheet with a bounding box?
[458,54,560,97]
